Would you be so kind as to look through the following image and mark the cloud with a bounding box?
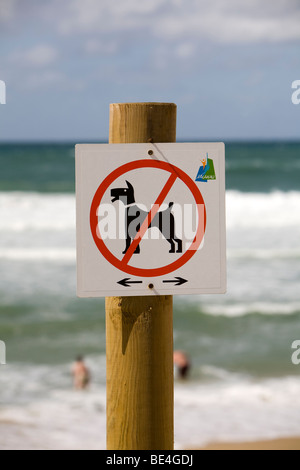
[12,45,58,68]
[20,71,66,90]
[175,43,196,59]
[154,0,300,44]
[2,0,300,45]
[84,39,118,55]
[0,0,17,22]
[54,0,300,44]
[56,0,163,35]
[2,0,300,93]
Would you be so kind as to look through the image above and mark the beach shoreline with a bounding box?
[1,415,300,450]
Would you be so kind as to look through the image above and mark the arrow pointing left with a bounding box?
[118,278,143,287]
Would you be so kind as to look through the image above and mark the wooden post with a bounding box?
[106,102,177,450]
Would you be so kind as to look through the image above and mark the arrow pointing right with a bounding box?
[163,277,188,286]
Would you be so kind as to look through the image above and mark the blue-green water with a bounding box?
[0,141,300,449]
[0,141,300,193]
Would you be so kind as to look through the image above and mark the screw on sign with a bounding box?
[90,159,206,278]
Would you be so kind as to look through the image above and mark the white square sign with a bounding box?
[76,143,226,297]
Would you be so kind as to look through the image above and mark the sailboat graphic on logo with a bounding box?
[195,153,216,182]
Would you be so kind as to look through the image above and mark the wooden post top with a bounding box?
[109,102,177,144]
[110,102,177,107]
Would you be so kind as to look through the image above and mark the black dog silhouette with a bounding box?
[111,181,182,255]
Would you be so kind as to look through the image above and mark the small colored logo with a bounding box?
[195,154,216,182]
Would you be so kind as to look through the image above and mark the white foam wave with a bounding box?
[0,192,75,231]
[226,190,300,228]
[0,389,107,450]
[1,365,300,449]
[174,376,300,447]
[204,302,300,317]
[228,249,300,260]
[3,247,297,263]
[0,190,299,233]
[0,248,76,262]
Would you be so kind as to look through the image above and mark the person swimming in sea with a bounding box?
[72,356,91,390]
[174,350,191,379]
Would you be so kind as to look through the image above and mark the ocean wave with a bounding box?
[228,249,300,260]
[1,363,300,449]
[226,190,300,228]
[0,192,75,231]
[0,248,76,262]
[174,375,300,447]
[203,302,300,317]
[1,247,299,262]
[0,190,299,232]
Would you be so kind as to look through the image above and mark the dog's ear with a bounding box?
[126,181,134,191]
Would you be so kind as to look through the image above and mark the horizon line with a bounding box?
[0,138,300,144]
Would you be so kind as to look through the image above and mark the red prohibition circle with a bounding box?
[90,159,206,277]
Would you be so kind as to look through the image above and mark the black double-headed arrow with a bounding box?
[118,277,188,287]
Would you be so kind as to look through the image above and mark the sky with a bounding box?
[0,0,299,141]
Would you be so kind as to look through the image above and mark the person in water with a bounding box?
[72,356,90,390]
[174,350,191,379]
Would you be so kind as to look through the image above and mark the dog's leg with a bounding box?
[134,219,141,254]
[122,238,140,254]
[123,208,131,254]
[123,236,131,255]
[123,238,140,254]
[167,213,177,253]
[175,238,183,253]
[167,239,176,253]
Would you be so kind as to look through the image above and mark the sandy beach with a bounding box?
[199,437,300,451]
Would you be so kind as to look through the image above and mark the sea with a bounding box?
[0,141,300,450]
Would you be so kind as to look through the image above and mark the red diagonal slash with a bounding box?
[121,172,178,267]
